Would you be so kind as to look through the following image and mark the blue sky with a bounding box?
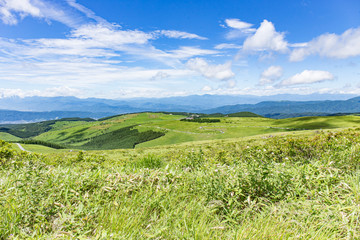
[0,0,360,99]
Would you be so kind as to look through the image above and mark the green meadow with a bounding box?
[2,113,360,238]
[2,112,360,150]
[1,127,360,238]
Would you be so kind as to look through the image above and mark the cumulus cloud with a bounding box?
[259,66,283,85]
[279,70,334,86]
[243,20,288,53]
[290,27,360,61]
[186,58,234,81]
[155,30,207,40]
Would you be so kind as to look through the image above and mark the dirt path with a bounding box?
[16,143,28,152]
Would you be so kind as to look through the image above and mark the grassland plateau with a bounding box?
[1,112,360,238]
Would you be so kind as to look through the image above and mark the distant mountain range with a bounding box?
[203,97,360,117]
[0,93,359,123]
[0,110,113,124]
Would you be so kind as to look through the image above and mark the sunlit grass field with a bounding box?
[1,127,360,238]
[2,114,360,238]
[1,113,357,150]
[0,132,21,141]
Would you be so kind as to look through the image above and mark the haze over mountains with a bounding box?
[0,93,359,123]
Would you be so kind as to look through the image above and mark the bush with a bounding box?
[180,118,221,123]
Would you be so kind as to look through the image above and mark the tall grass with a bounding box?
[1,129,360,238]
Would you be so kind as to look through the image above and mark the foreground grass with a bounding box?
[1,128,360,239]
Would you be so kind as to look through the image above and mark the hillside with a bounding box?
[1,127,360,238]
[2,112,360,150]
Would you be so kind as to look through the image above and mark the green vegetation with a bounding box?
[15,139,66,149]
[0,132,21,141]
[81,125,165,150]
[1,128,360,238]
[227,111,262,117]
[180,118,221,123]
[0,118,95,138]
[1,112,360,150]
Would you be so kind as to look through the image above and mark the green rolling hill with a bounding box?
[2,113,360,238]
[1,112,360,150]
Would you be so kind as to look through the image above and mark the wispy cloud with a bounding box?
[155,30,207,40]
[214,43,242,50]
[167,46,218,59]
[0,0,41,25]
[0,1,217,68]
[224,18,256,39]
[0,0,93,27]
[225,19,253,30]
[65,0,108,25]
[0,86,82,98]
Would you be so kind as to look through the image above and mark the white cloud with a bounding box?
[0,0,216,67]
[225,19,254,30]
[0,0,239,98]
[243,20,288,52]
[0,0,40,24]
[72,24,153,45]
[167,46,219,59]
[186,58,234,81]
[227,79,236,88]
[0,86,82,98]
[151,71,169,81]
[155,30,207,40]
[224,18,256,39]
[202,85,212,91]
[66,0,108,25]
[0,50,197,88]
[290,27,360,61]
[279,70,334,86]
[259,66,283,85]
[214,43,242,50]
[0,0,89,27]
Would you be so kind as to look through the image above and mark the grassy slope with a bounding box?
[19,144,71,153]
[34,113,183,146]
[0,132,21,141]
[1,128,360,238]
[16,113,360,150]
[137,115,360,148]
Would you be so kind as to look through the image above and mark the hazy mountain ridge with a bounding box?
[0,110,113,124]
[0,94,359,123]
[203,97,360,117]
